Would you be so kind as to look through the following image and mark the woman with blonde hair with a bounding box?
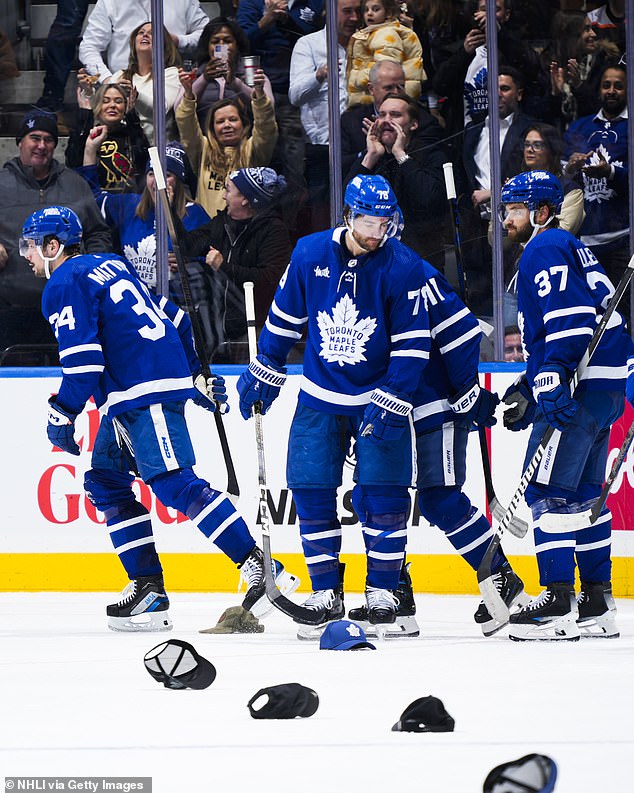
[105,21,182,142]
[176,64,278,218]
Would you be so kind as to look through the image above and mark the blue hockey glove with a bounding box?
[47,397,80,455]
[627,357,634,408]
[360,387,412,443]
[533,366,577,431]
[193,372,229,414]
[502,374,536,431]
[237,354,287,420]
[449,379,500,427]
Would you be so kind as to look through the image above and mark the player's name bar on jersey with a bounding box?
[4,780,152,792]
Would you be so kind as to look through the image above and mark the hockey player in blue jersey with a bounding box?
[23,205,297,632]
[499,170,632,641]
[346,259,519,638]
[237,174,431,636]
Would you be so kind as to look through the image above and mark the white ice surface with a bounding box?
[1,592,633,793]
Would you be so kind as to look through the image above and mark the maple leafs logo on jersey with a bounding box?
[582,143,622,203]
[317,294,377,367]
[123,235,157,286]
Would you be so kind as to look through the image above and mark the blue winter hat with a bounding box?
[229,167,287,207]
[319,619,376,651]
[146,141,187,182]
[16,109,59,145]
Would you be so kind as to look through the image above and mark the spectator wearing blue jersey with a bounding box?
[499,170,632,642]
[563,62,629,314]
[79,137,217,356]
[23,205,298,632]
[238,174,434,637]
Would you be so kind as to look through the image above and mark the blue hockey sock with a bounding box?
[293,488,341,590]
[531,502,577,585]
[575,508,612,583]
[104,500,161,578]
[418,487,494,571]
[362,511,407,589]
[151,470,254,564]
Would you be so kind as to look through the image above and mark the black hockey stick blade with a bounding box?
[478,427,528,538]
[148,146,239,500]
[590,417,634,523]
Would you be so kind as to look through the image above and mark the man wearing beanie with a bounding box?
[175,167,292,363]
[0,110,111,355]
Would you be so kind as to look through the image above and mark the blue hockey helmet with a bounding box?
[21,206,83,249]
[343,175,401,240]
[500,170,563,214]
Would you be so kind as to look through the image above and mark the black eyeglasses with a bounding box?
[523,140,546,151]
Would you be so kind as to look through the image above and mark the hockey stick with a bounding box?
[148,146,239,500]
[589,417,634,523]
[478,426,529,538]
[244,281,324,624]
[478,253,634,623]
[442,162,467,302]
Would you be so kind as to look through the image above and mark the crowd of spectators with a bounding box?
[0,0,630,364]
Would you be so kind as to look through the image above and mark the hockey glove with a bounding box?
[502,374,536,431]
[47,397,80,455]
[626,357,634,408]
[237,354,287,420]
[533,365,577,431]
[193,372,229,414]
[448,380,499,427]
[360,387,412,443]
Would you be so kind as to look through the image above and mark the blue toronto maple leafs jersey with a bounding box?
[517,228,633,392]
[411,265,482,431]
[259,227,431,415]
[43,253,198,417]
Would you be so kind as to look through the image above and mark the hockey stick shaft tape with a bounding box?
[148,146,167,190]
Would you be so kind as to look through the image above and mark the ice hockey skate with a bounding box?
[348,563,420,638]
[577,582,619,638]
[107,574,172,632]
[509,583,580,641]
[474,562,531,636]
[239,546,300,618]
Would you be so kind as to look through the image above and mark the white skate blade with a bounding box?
[509,612,580,642]
[250,570,300,619]
[577,612,620,639]
[479,591,532,637]
[356,615,420,639]
[108,610,173,633]
[296,622,328,641]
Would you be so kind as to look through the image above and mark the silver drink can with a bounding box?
[241,55,260,87]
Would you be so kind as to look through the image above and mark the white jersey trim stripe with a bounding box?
[302,529,342,540]
[391,329,431,342]
[543,306,595,323]
[102,376,193,412]
[362,528,408,538]
[193,493,226,524]
[412,398,450,421]
[432,306,470,337]
[580,363,628,380]
[270,300,308,325]
[264,318,303,339]
[535,539,577,552]
[439,324,481,354]
[390,349,430,359]
[307,554,337,565]
[367,551,405,560]
[59,343,103,358]
[575,538,612,552]
[208,512,241,544]
[63,365,105,374]
[545,328,593,344]
[300,376,374,406]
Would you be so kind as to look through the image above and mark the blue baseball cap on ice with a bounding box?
[319,619,376,651]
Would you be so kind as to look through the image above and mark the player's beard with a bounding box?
[350,228,382,252]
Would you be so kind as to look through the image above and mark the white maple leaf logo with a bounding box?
[317,294,377,367]
[582,144,622,204]
[123,235,157,286]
